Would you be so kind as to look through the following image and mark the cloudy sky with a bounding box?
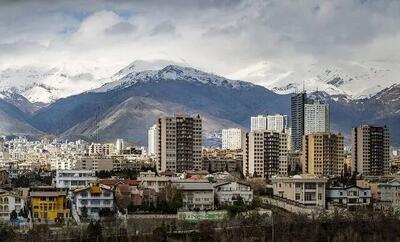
[1,0,400,83]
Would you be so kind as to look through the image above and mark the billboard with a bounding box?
[177,210,228,222]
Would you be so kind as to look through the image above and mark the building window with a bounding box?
[318,193,322,200]
[295,193,300,200]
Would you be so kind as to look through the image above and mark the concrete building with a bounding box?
[291,92,306,151]
[271,174,328,208]
[302,132,344,177]
[214,181,253,205]
[30,188,70,221]
[55,170,97,189]
[267,114,288,133]
[251,115,267,131]
[222,128,244,150]
[243,130,288,179]
[115,139,124,155]
[352,125,390,176]
[73,183,114,219]
[0,189,26,221]
[148,125,158,155]
[326,186,371,210]
[304,101,330,135]
[157,114,202,173]
[89,143,115,156]
[377,179,400,211]
[74,157,122,171]
[173,180,214,211]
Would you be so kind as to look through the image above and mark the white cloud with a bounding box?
[0,0,399,88]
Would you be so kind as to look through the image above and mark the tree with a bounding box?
[81,206,88,219]
[9,210,17,221]
[86,221,102,241]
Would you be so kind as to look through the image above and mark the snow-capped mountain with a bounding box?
[94,65,254,93]
[229,61,399,99]
[0,65,103,103]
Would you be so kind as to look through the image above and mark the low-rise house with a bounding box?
[214,181,253,205]
[377,178,400,211]
[0,189,26,221]
[172,180,214,211]
[115,183,143,207]
[73,183,114,219]
[138,176,171,193]
[326,186,371,210]
[30,187,70,222]
[55,170,97,189]
[271,174,328,208]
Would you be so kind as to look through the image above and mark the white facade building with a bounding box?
[271,174,328,208]
[267,114,288,133]
[304,101,330,135]
[0,189,26,221]
[251,115,267,131]
[115,139,124,154]
[173,180,214,211]
[55,170,97,189]
[326,186,371,209]
[222,128,244,150]
[214,181,253,205]
[148,125,157,155]
[73,183,114,219]
[378,179,400,211]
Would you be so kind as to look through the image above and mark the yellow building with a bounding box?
[30,189,69,221]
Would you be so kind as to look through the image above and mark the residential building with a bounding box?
[291,92,306,151]
[115,139,124,155]
[157,114,202,173]
[0,189,26,221]
[222,128,244,150]
[138,176,171,193]
[243,130,288,179]
[173,180,214,211]
[271,174,328,207]
[326,186,371,210]
[89,143,115,156]
[214,181,253,205]
[74,157,123,171]
[148,125,158,155]
[73,183,114,219]
[304,101,330,135]
[202,158,239,173]
[30,188,70,221]
[55,170,97,189]
[267,114,288,133]
[377,179,400,211]
[301,132,344,177]
[251,115,267,131]
[352,125,390,176]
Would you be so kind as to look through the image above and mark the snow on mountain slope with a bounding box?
[93,65,254,93]
[229,61,399,99]
[0,65,111,104]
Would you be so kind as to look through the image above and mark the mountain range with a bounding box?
[0,62,399,147]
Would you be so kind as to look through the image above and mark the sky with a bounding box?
[1,0,400,84]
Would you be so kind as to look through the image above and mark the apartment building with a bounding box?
[326,186,371,210]
[304,101,330,135]
[291,92,306,151]
[89,143,115,156]
[271,174,328,207]
[173,180,214,211]
[74,157,124,171]
[222,128,244,150]
[157,114,202,173]
[302,132,344,177]
[55,170,97,189]
[352,125,390,176]
[73,183,114,219]
[0,189,26,221]
[148,125,158,155]
[214,181,253,205]
[243,130,288,179]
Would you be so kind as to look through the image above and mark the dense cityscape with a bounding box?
[2,1,400,241]
[0,90,399,241]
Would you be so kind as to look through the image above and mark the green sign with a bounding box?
[177,211,228,222]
